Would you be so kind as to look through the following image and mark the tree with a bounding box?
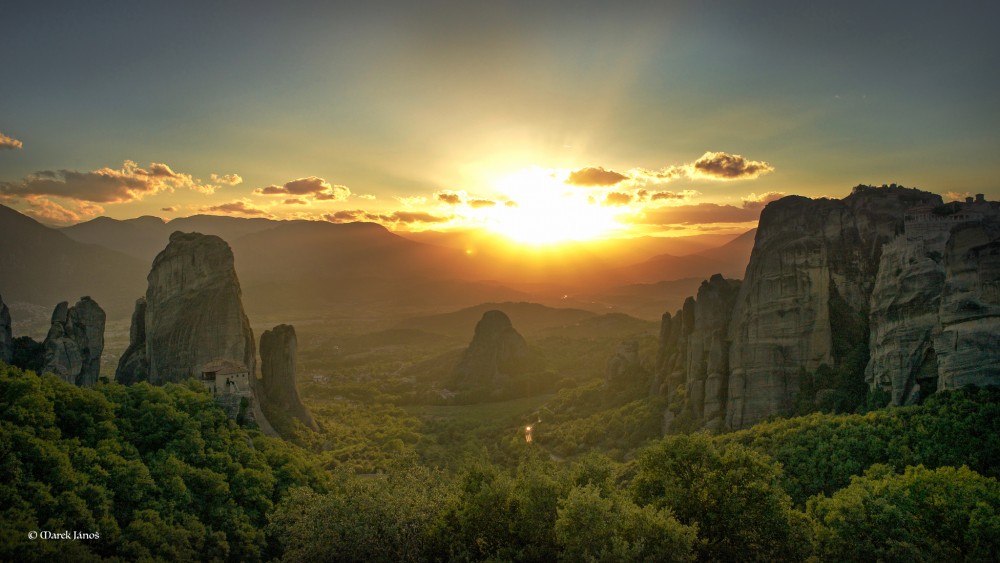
[809,464,1000,561]
[630,433,811,561]
[555,484,696,562]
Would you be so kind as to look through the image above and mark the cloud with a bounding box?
[629,151,774,185]
[504,200,518,208]
[740,191,785,210]
[639,203,762,225]
[383,211,449,224]
[161,206,177,212]
[322,209,450,225]
[255,176,350,201]
[17,196,104,226]
[943,191,972,201]
[284,198,308,205]
[0,160,217,203]
[210,173,243,186]
[324,209,367,222]
[566,166,628,186]
[468,198,497,208]
[0,131,23,150]
[437,191,463,205]
[603,192,633,206]
[396,195,428,208]
[200,199,272,217]
[691,151,774,180]
[650,190,694,201]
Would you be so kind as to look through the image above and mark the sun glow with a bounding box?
[480,167,625,245]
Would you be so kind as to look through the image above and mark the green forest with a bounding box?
[2,361,999,562]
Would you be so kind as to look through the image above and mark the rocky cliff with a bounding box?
[259,324,318,431]
[452,310,531,391]
[0,294,11,365]
[116,231,255,385]
[115,298,148,385]
[868,210,1000,404]
[41,297,106,386]
[606,340,642,384]
[656,185,1000,431]
[654,274,741,431]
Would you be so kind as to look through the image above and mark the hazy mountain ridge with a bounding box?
[0,204,147,319]
[7,208,755,324]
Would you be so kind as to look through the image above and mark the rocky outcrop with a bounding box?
[0,294,11,365]
[867,204,1000,404]
[655,186,984,431]
[452,310,530,390]
[656,275,741,431]
[115,298,148,385]
[259,324,318,431]
[41,297,106,386]
[724,187,940,429]
[606,340,641,384]
[935,220,1000,388]
[116,231,255,385]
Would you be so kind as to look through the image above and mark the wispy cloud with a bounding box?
[468,198,497,208]
[437,191,463,205]
[0,160,219,203]
[17,196,104,225]
[566,166,628,186]
[0,131,23,150]
[602,191,633,206]
[210,173,243,186]
[740,191,785,210]
[200,199,272,217]
[323,208,450,225]
[624,151,775,185]
[255,176,350,201]
[690,151,774,180]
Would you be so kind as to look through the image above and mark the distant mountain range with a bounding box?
[0,206,755,322]
[0,205,146,319]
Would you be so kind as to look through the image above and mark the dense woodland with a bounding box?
[3,361,999,561]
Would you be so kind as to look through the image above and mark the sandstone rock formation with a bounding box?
[656,186,1000,431]
[452,310,530,390]
[606,340,641,384]
[116,231,255,385]
[868,210,1000,404]
[0,294,11,365]
[655,275,741,431]
[41,297,106,386]
[115,298,148,385]
[259,324,318,431]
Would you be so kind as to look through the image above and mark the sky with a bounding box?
[1,1,998,242]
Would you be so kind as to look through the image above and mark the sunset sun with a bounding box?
[482,167,625,245]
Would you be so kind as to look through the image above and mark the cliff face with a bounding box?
[116,231,255,385]
[259,324,318,431]
[656,186,1000,431]
[654,275,741,431]
[935,220,1000,389]
[726,188,940,428]
[866,208,1000,405]
[115,298,148,385]
[42,297,106,386]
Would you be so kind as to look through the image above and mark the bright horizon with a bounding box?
[1,2,997,244]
